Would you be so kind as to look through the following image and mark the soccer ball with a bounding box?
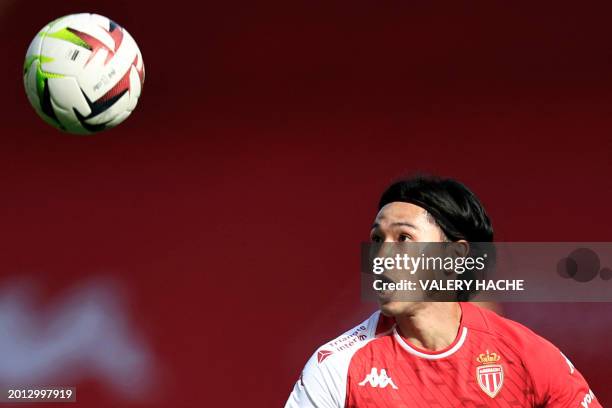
[23,13,144,134]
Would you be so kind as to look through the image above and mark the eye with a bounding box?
[371,234,383,243]
[398,234,411,242]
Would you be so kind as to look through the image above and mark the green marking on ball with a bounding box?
[36,65,63,99]
[42,27,90,49]
[23,54,53,74]
[23,55,64,103]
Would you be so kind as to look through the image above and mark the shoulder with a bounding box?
[464,302,555,351]
[306,310,388,370]
[285,311,392,408]
[466,303,565,372]
[464,303,595,405]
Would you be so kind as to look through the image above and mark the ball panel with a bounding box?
[38,36,92,77]
[85,92,130,125]
[24,27,48,67]
[24,60,43,117]
[77,28,138,103]
[105,110,131,128]
[50,98,90,135]
[39,77,63,130]
[24,26,65,131]
[90,14,111,31]
[47,77,91,116]
[134,51,143,70]
[47,14,89,32]
[24,22,49,122]
[69,20,115,52]
[44,27,91,50]
[127,66,141,111]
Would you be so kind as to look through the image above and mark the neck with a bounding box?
[394,302,462,351]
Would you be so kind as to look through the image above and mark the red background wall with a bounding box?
[1,1,611,406]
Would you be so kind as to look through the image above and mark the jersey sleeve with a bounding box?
[527,337,601,408]
[284,351,348,408]
[285,312,383,408]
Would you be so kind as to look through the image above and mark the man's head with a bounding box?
[370,175,493,316]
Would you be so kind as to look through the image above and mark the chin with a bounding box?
[378,300,422,317]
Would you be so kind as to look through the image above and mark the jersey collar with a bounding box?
[392,302,469,360]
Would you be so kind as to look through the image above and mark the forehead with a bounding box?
[373,202,430,226]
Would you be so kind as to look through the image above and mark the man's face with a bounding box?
[369,202,446,316]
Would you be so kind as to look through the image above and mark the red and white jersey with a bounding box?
[285,302,600,408]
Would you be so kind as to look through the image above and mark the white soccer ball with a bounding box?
[23,13,145,134]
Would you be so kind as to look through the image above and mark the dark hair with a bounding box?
[378,175,493,242]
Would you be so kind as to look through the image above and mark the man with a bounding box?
[285,176,600,407]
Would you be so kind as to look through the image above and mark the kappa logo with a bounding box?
[476,350,504,398]
[358,367,399,389]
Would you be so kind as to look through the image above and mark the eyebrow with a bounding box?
[371,222,419,230]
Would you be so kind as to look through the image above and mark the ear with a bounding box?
[440,240,470,277]
[448,240,470,258]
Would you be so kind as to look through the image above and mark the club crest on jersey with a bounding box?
[476,350,504,398]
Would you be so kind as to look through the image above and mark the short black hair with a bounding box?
[378,175,494,242]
